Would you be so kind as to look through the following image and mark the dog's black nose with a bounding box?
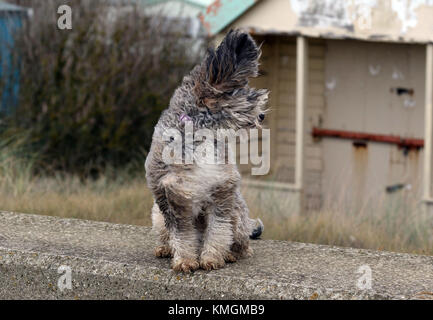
[258,113,265,122]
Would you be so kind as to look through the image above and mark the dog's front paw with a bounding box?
[246,247,253,257]
[172,258,199,273]
[200,255,225,271]
[155,245,172,258]
[224,252,237,263]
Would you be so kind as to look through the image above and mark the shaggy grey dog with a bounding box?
[145,30,268,272]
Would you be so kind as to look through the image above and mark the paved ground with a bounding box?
[0,211,432,299]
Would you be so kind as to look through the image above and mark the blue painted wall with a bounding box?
[0,12,23,114]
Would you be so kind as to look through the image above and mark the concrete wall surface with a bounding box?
[0,211,432,300]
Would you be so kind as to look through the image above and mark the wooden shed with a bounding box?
[200,0,433,214]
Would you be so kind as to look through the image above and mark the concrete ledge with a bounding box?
[0,211,432,300]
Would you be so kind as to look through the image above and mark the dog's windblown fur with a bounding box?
[145,30,269,272]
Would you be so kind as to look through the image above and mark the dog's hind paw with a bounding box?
[172,258,199,273]
[200,255,225,271]
[154,245,172,258]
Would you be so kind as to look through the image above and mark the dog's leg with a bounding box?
[199,185,236,270]
[159,175,200,273]
[169,215,200,273]
[231,190,253,259]
[151,202,172,258]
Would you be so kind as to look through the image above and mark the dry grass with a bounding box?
[1,144,432,256]
[0,175,154,226]
[244,185,433,256]
[0,140,154,225]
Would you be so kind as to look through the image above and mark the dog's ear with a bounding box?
[205,29,260,92]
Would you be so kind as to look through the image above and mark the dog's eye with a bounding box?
[258,113,265,121]
[169,136,175,142]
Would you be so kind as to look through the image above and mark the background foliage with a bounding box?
[0,0,205,175]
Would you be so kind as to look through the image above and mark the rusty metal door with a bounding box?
[320,40,425,208]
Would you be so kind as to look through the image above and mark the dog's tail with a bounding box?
[249,218,264,240]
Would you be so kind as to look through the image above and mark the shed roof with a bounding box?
[200,0,433,44]
[198,0,256,36]
[142,0,212,8]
